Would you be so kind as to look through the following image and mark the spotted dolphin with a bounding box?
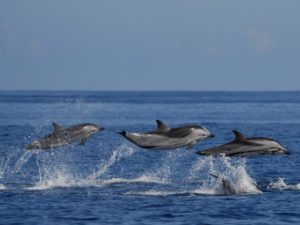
[197,130,289,157]
[119,120,214,150]
[26,122,103,150]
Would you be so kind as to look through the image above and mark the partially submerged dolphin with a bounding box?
[209,173,261,195]
[26,122,103,150]
[209,173,239,195]
[119,120,214,150]
[197,130,289,157]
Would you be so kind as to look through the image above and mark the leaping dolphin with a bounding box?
[26,122,103,150]
[197,130,289,157]
[119,120,214,150]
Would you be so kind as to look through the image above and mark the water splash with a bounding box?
[0,159,8,190]
[136,152,175,184]
[88,145,135,180]
[27,169,76,190]
[268,177,300,191]
[15,150,35,172]
[190,156,262,195]
[28,144,137,190]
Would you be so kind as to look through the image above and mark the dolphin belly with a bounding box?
[198,145,286,157]
[26,136,70,150]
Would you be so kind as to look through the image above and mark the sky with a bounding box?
[0,1,299,91]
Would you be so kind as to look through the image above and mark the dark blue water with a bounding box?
[0,91,299,225]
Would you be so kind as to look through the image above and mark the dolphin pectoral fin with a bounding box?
[156,120,170,132]
[79,137,89,145]
[187,141,197,149]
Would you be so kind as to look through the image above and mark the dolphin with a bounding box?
[197,130,289,157]
[26,122,103,150]
[119,120,214,150]
[209,173,239,195]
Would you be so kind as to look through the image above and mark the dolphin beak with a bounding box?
[284,149,291,155]
[118,131,127,136]
[208,134,215,138]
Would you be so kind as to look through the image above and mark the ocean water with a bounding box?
[0,91,299,225]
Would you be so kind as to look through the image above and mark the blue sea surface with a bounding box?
[0,91,299,225]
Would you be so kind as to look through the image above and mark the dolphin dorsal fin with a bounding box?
[232,130,246,142]
[156,120,170,132]
[52,122,63,131]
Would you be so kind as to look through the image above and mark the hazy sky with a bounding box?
[0,1,299,91]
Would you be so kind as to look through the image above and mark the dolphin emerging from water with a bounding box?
[26,122,103,150]
[209,173,239,195]
[209,173,261,195]
[119,120,214,150]
[197,130,289,157]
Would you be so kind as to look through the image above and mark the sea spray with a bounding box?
[15,150,35,172]
[29,152,76,190]
[88,145,136,181]
[138,151,175,183]
[0,157,9,190]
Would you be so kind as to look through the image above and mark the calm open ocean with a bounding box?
[0,91,299,225]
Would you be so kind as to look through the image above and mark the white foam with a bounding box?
[0,184,5,190]
[269,177,287,190]
[268,178,300,191]
[295,184,300,190]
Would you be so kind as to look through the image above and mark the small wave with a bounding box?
[131,174,170,184]
[0,184,5,190]
[102,174,170,185]
[125,190,179,196]
[125,188,225,196]
[27,174,170,190]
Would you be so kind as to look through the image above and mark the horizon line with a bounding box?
[0,89,300,92]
